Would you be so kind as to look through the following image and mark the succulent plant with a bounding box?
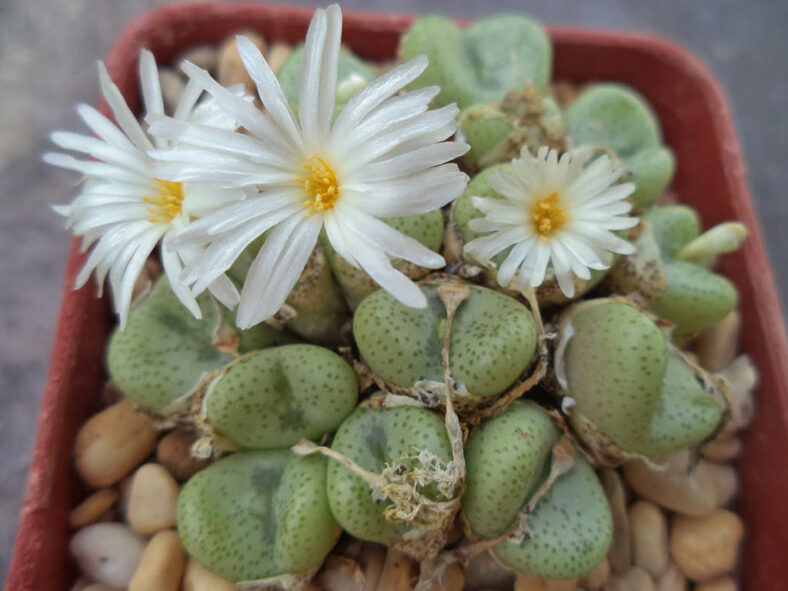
[353,282,538,404]
[201,344,358,450]
[325,404,453,549]
[321,210,445,310]
[565,84,675,208]
[557,298,724,460]
[451,165,610,304]
[399,15,552,110]
[107,276,295,414]
[177,450,337,584]
[491,449,612,580]
[643,206,741,335]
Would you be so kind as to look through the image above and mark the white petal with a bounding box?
[97,61,153,152]
[355,140,469,183]
[50,131,151,175]
[334,204,445,268]
[182,183,249,218]
[138,49,166,150]
[332,55,429,140]
[236,212,322,328]
[498,238,536,287]
[76,104,138,154]
[160,235,202,319]
[43,152,148,184]
[173,78,203,120]
[111,226,163,328]
[465,225,528,262]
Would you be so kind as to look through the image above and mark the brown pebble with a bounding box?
[670,509,743,582]
[218,32,267,93]
[128,530,186,591]
[695,311,740,372]
[655,563,687,591]
[182,557,239,591]
[158,68,185,114]
[127,463,180,534]
[74,399,158,488]
[429,562,464,591]
[156,428,210,480]
[376,550,415,591]
[628,501,670,578]
[701,437,742,462]
[266,42,292,74]
[695,577,737,591]
[603,565,655,590]
[514,573,577,590]
[581,557,610,591]
[69,488,118,529]
[599,469,631,574]
[181,45,219,73]
[83,584,121,591]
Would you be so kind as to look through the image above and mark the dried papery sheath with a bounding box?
[46,50,252,326]
[147,4,469,329]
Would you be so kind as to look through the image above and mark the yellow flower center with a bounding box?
[143,179,184,223]
[296,155,340,215]
[531,192,568,239]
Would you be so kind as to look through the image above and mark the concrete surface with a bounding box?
[1,0,786,583]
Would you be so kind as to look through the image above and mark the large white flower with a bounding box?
[147,4,469,329]
[464,146,638,297]
[46,50,250,327]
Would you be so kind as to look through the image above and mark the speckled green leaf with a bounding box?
[642,205,701,258]
[651,260,738,336]
[400,15,552,109]
[462,401,561,538]
[353,283,537,398]
[107,277,294,413]
[177,450,336,582]
[492,450,612,580]
[326,405,452,545]
[204,344,358,449]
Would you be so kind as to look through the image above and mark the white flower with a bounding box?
[45,50,250,327]
[147,4,469,329]
[464,146,638,297]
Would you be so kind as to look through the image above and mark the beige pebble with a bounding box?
[717,356,757,437]
[695,311,740,372]
[581,557,610,591]
[182,558,239,591]
[429,562,464,591]
[127,463,180,533]
[463,550,516,591]
[695,576,737,591]
[376,550,415,591]
[629,501,669,578]
[670,509,743,582]
[319,555,365,591]
[599,469,631,574]
[70,578,91,591]
[701,437,742,462]
[74,399,159,487]
[156,428,210,480]
[83,584,121,591]
[266,42,292,74]
[655,563,687,591]
[181,45,219,73]
[359,543,386,591]
[514,573,577,590]
[603,565,655,590]
[708,462,739,507]
[218,32,267,92]
[158,68,185,114]
[129,530,186,591]
[69,522,146,588]
[623,452,718,516]
[69,488,118,529]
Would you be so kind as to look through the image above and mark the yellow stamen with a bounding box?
[296,155,340,216]
[142,179,184,223]
[531,192,568,239]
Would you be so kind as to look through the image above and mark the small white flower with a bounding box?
[45,50,250,327]
[464,146,638,297]
[148,4,469,329]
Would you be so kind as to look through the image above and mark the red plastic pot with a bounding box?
[6,3,788,590]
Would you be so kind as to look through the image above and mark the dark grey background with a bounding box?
[1,0,786,582]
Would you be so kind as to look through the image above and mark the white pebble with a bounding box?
[69,523,146,588]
